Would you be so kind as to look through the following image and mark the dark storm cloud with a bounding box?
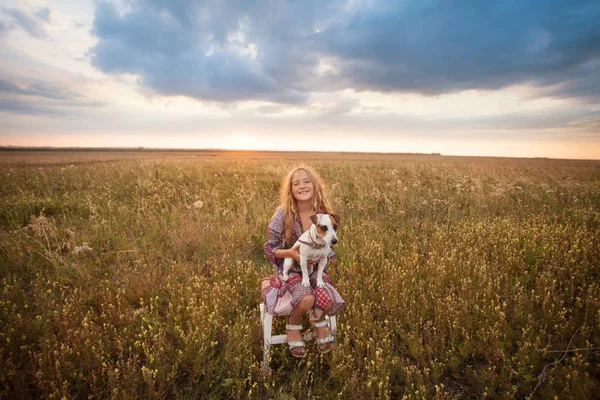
[89,0,600,103]
[1,7,47,39]
[536,58,600,101]
[319,1,600,98]
[90,0,333,104]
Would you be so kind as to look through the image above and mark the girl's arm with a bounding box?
[275,246,300,262]
[263,207,287,270]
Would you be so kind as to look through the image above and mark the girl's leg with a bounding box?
[287,295,315,357]
[315,300,332,324]
[315,301,333,352]
[311,273,344,353]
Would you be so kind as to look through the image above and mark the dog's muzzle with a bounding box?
[331,238,338,245]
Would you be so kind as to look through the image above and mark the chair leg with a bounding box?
[329,315,337,337]
[261,304,273,376]
[258,303,338,375]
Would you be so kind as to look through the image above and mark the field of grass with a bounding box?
[1,150,599,399]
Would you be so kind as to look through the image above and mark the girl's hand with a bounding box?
[275,244,301,262]
[290,243,300,263]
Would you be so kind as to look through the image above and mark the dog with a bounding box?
[283,213,340,288]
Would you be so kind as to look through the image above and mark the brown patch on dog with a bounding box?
[316,224,327,236]
[310,214,328,236]
[330,213,341,229]
[310,214,319,225]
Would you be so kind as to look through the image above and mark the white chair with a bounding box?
[259,303,337,375]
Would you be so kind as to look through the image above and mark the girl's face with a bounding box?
[291,169,314,202]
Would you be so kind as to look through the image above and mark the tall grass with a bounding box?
[1,153,599,398]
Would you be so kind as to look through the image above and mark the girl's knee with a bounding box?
[298,295,315,311]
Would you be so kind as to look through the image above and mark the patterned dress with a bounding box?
[261,207,345,321]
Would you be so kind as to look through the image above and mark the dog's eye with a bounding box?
[320,225,328,231]
[333,224,339,230]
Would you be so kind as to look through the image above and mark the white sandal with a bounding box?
[286,323,306,358]
[314,320,335,354]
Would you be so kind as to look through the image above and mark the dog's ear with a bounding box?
[310,214,319,225]
[330,213,341,225]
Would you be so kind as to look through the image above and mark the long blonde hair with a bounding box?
[279,165,333,247]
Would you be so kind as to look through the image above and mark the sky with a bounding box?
[0,0,599,159]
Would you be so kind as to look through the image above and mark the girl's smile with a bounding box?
[292,170,314,202]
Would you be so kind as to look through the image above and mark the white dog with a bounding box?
[283,213,340,288]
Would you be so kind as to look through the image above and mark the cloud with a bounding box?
[89,0,600,104]
[36,7,51,22]
[90,0,326,104]
[1,7,48,39]
[457,108,600,133]
[250,104,286,115]
[312,98,359,116]
[297,106,600,141]
[0,77,105,118]
[0,97,106,117]
[535,58,600,101]
[0,78,82,101]
[318,1,600,99]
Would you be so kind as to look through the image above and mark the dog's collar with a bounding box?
[298,230,326,249]
[298,239,326,249]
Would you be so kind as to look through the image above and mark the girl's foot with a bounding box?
[286,323,306,358]
[315,320,334,353]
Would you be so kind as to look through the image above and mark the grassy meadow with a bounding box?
[0,150,599,399]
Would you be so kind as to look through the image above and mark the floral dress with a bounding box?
[261,207,345,321]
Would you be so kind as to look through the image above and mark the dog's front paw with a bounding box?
[283,273,289,281]
[301,279,310,287]
[316,279,325,288]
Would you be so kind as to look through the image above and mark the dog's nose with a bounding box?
[331,238,338,245]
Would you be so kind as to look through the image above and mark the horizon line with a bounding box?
[2,145,600,162]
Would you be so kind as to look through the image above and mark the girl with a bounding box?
[262,165,345,358]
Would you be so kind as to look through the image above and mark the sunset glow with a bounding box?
[1,1,599,159]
